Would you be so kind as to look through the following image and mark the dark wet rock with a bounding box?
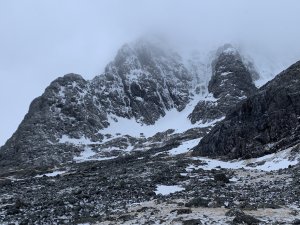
[0,179,12,187]
[233,213,261,225]
[225,208,245,217]
[171,208,192,215]
[185,197,210,208]
[292,219,300,224]
[182,219,203,225]
[214,173,230,183]
[118,214,135,222]
[194,60,300,159]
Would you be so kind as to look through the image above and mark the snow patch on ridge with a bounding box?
[168,138,201,155]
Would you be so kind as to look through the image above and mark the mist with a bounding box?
[1,0,300,146]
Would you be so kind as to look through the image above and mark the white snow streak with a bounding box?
[168,138,201,155]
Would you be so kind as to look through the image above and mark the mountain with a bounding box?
[188,44,257,123]
[193,60,300,159]
[0,40,258,169]
[1,39,300,225]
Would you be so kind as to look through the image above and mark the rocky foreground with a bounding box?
[1,147,300,225]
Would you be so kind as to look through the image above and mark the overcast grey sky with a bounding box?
[1,0,300,146]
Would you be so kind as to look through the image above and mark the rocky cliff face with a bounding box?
[0,74,106,167]
[193,60,300,159]
[0,40,259,169]
[91,39,195,125]
[188,44,257,124]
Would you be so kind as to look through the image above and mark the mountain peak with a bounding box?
[216,44,239,56]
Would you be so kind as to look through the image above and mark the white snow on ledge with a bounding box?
[73,146,117,163]
[58,135,98,145]
[220,71,232,76]
[35,170,67,178]
[189,147,299,172]
[168,138,201,155]
[154,185,185,195]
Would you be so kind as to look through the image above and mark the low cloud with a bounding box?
[0,0,300,145]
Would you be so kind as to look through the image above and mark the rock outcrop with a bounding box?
[193,60,300,159]
[188,44,257,123]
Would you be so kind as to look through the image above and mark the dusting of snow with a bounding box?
[73,146,117,162]
[220,71,232,76]
[238,95,247,100]
[58,135,98,145]
[154,185,185,196]
[58,86,66,103]
[223,47,238,55]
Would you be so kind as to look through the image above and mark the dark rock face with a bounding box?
[214,172,230,183]
[189,44,257,124]
[0,74,106,168]
[185,197,210,207]
[193,61,300,159]
[182,219,203,225]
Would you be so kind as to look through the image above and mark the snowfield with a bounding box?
[101,93,221,138]
[188,146,299,172]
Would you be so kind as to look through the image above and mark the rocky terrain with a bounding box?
[0,38,300,224]
[0,147,300,224]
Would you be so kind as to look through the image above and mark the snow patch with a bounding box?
[102,93,222,138]
[73,146,117,162]
[220,72,232,76]
[168,138,201,155]
[189,147,299,172]
[58,135,98,145]
[154,185,185,196]
[35,170,67,178]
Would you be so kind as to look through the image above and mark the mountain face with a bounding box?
[91,40,195,125]
[193,60,300,159]
[188,44,257,124]
[0,40,258,169]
